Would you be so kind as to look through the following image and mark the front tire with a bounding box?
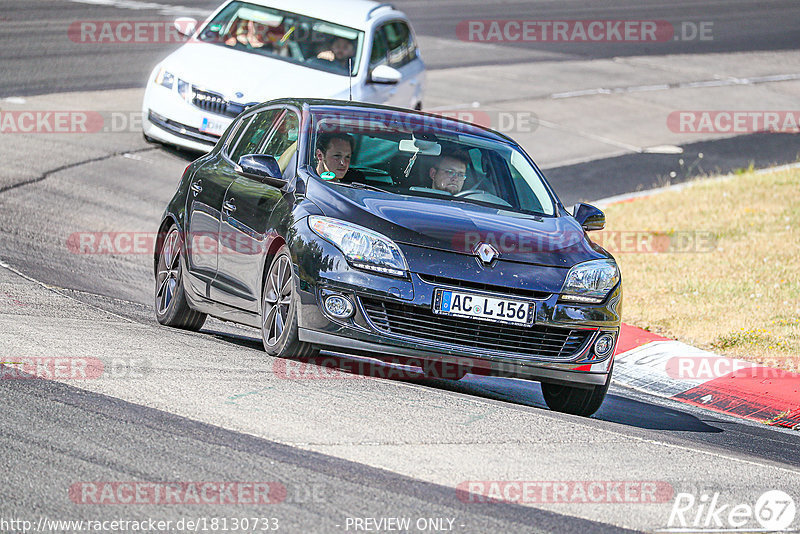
[155,226,207,330]
[541,365,612,417]
[261,246,315,358]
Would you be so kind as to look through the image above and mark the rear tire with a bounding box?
[155,226,207,330]
[261,246,316,358]
[541,365,612,417]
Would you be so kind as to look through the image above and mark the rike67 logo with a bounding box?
[663,490,796,532]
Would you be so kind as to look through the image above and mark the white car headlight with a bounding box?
[177,79,193,102]
[154,67,175,90]
[309,216,408,278]
[561,259,620,303]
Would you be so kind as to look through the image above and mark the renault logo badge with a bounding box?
[474,242,499,265]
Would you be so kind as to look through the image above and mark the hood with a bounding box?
[162,42,352,103]
[309,181,607,268]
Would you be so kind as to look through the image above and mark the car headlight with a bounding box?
[154,67,175,90]
[309,216,408,278]
[560,259,620,303]
[177,79,193,102]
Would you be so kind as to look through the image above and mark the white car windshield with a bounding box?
[310,110,556,217]
[198,1,365,76]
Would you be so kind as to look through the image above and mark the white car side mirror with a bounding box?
[174,17,198,38]
[370,65,402,85]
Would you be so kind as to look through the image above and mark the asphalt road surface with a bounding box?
[1,1,799,533]
[2,0,800,96]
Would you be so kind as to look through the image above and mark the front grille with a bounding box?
[418,274,551,300]
[192,87,256,118]
[361,297,592,360]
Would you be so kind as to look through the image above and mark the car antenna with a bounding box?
[348,57,353,101]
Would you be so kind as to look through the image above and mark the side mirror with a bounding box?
[237,154,287,188]
[572,203,605,231]
[174,17,198,37]
[370,65,401,85]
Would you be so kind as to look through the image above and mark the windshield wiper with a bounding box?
[335,181,388,193]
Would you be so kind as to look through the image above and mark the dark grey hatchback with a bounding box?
[154,99,622,417]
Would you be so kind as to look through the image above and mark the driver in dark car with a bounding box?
[429,149,469,194]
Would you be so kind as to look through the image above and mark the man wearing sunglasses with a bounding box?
[429,149,470,195]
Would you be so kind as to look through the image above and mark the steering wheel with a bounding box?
[454,188,484,198]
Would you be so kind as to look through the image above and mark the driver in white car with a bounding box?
[429,149,469,194]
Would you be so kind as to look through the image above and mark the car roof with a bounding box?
[257,99,514,144]
[234,0,400,30]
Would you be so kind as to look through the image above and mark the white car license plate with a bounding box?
[199,116,226,136]
[433,289,535,326]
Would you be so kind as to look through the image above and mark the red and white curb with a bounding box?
[613,324,800,429]
[594,165,800,429]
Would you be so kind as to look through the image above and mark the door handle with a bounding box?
[190,180,203,196]
[222,199,236,214]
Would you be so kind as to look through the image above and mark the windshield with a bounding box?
[309,110,556,217]
[198,1,365,76]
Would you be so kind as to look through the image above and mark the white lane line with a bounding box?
[552,73,800,99]
[390,369,800,476]
[64,0,210,17]
[122,152,158,164]
[533,117,643,153]
[591,161,800,208]
[424,101,482,112]
[0,259,137,324]
[642,145,683,154]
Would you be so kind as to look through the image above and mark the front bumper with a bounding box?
[292,226,621,386]
[141,81,231,152]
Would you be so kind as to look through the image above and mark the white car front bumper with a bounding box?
[142,82,235,152]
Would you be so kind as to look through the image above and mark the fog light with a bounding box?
[594,334,615,357]
[324,294,354,319]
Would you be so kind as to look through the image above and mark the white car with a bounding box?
[142,0,426,152]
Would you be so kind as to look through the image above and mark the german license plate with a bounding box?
[433,289,535,326]
[199,116,226,136]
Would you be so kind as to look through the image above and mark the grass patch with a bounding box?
[602,166,800,372]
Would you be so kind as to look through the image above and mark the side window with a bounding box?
[370,26,389,67]
[385,22,413,68]
[228,109,281,163]
[261,111,300,175]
